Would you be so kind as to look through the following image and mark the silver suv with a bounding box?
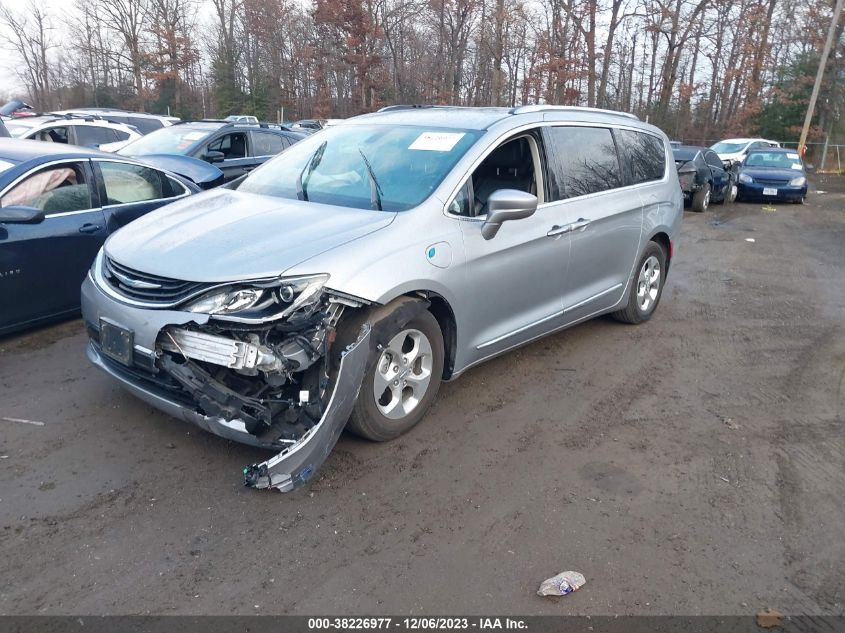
[82,105,682,491]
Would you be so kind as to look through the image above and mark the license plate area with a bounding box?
[763,187,778,196]
[100,319,134,366]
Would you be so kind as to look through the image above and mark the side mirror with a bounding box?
[0,205,45,224]
[204,150,225,164]
[481,189,537,240]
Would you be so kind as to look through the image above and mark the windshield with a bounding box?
[237,124,482,211]
[6,122,36,138]
[711,141,747,154]
[745,151,803,170]
[118,124,219,156]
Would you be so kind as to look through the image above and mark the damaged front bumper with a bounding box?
[81,272,371,492]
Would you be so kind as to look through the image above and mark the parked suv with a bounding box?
[5,114,141,149]
[82,105,682,491]
[117,120,305,182]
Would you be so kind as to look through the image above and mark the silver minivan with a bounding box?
[81,105,683,491]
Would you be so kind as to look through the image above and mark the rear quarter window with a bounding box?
[617,129,666,183]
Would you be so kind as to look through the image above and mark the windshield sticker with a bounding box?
[183,132,207,141]
[787,152,799,159]
[409,132,465,152]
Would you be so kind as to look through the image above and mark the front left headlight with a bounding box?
[185,274,330,323]
[789,176,806,187]
[738,173,753,184]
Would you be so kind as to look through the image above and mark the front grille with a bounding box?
[103,256,210,305]
[754,178,789,186]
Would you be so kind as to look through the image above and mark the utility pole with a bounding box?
[798,0,844,157]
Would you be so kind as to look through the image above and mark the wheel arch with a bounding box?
[649,231,672,272]
[403,290,457,380]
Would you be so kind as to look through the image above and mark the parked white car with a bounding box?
[5,115,141,150]
[710,138,781,164]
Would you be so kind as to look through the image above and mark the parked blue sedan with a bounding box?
[0,139,222,335]
[736,148,808,204]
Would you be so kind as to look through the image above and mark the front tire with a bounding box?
[347,310,444,442]
[692,183,711,212]
[612,241,667,325]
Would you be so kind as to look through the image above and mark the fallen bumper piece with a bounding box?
[243,324,371,491]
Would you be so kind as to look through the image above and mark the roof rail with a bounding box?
[509,105,639,121]
[39,111,108,122]
[173,119,295,131]
[377,105,441,112]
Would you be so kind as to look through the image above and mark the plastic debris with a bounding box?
[756,608,782,628]
[537,571,586,597]
[745,238,756,243]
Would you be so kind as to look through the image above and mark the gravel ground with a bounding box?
[1,175,843,616]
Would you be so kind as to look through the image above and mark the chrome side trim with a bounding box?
[44,208,103,219]
[442,119,670,218]
[563,283,623,313]
[477,308,565,350]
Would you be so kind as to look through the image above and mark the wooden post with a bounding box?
[798,0,844,157]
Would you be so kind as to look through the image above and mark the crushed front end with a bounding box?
[82,250,372,491]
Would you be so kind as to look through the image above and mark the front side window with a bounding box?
[617,129,665,184]
[34,126,68,144]
[545,126,622,199]
[206,133,247,159]
[237,124,483,211]
[100,162,165,205]
[1,163,91,212]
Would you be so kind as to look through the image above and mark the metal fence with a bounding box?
[675,139,845,173]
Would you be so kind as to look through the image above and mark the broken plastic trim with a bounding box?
[243,323,371,491]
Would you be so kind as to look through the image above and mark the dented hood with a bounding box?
[104,189,396,282]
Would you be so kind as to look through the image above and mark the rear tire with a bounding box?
[347,310,444,442]
[692,183,711,212]
[612,241,667,325]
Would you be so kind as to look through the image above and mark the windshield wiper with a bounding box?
[359,149,383,211]
[296,140,327,201]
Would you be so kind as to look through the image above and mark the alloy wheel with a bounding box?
[636,255,661,312]
[373,328,434,420]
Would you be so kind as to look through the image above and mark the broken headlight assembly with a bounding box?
[184,274,330,323]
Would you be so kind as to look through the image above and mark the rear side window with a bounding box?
[75,125,118,147]
[704,151,723,169]
[617,130,665,183]
[251,131,288,156]
[545,126,622,199]
[128,118,163,135]
[100,162,165,204]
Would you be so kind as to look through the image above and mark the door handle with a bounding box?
[547,225,572,237]
[78,223,102,234]
[570,218,591,231]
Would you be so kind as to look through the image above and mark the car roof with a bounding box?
[349,104,647,132]
[351,106,515,130]
[746,147,794,154]
[672,146,705,160]
[0,137,132,162]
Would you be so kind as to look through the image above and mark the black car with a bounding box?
[672,145,736,212]
[0,139,222,335]
[118,120,306,182]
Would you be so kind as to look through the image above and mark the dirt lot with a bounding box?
[1,176,843,616]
